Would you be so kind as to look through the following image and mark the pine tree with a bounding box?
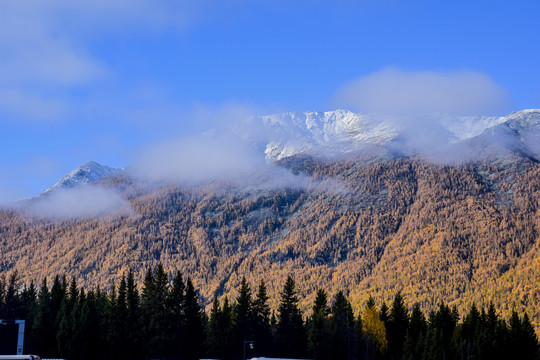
[0,274,5,317]
[277,275,306,359]
[141,264,170,358]
[126,269,142,359]
[183,278,205,360]
[509,311,540,360]
[307,289,330,360]
[520,314,540,360]
[253,280,272,357]
[69,288,87,360]
[207,297,223,359]
[31,278,54,357]
[207,296,235,360]
[460,302,480,360]
[234,276,254,358]
[50,274,66,352]
[3,270,22,318]
[19,281,37,353]
[425,302,457,360]
[388,292,409,360]
[77,290,103,360]
[330,291,356,360]
[56,296,74,358]
[109,274,129,359]
[379,301,389,327]
[167,271,186,358]
[153,263,170,356]
[403,303,426,360]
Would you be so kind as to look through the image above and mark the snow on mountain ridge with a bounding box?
[42,161,122,195]
[38,110,540,198]
[245,110,398,160]
[239,109,540,161]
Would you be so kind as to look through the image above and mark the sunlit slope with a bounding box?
[1,156,538,332]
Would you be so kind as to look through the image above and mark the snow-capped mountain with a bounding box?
[457,109,540,161]
[234,109,540,161]
[37,110,540,199]
[233,109,397,160]
[41,161,122,195]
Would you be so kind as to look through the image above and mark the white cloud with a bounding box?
[0,0,216,122]
[130,132,266,184]
[334,67,512,116]
[22,185,132,220]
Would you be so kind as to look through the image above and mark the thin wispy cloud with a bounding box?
[21,185,132,220]
[0,89,67,120]
[334,67,512,116]
[0,0,222,123]
[130,133,266,184]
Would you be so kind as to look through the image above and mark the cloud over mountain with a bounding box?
[334,68,512,116]
[22,185,132,220]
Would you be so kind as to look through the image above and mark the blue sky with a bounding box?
[1,0,539,201]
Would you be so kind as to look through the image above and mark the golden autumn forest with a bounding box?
[0,154,539,334]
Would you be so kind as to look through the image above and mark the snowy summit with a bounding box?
[234,109,540,161]
[41,161,122,196]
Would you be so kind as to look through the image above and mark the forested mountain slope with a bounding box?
[1,154,538,332]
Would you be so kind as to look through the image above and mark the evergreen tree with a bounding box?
[167,271,186,358]
[56,276,80,359]
[355,311,364,360]
[107,275,129,359]
[252,280,272,357]
[126,269,142,359]
[379,301,389,327]
[19,281,37,353]
[67,277,78,309]
[307,289,331,360]
[50,274,66,353]
[77,290,104,360]
[207,297,223,359]
[403,303,426,360]
[276,275,306,359]
[56,286,77,359]
[3,271,540,360]
[459,302,480,360]
[424,302,457,360]
[207,296,235,360]
[234,276,254,358]
[388,292,409,360]
[31,278,54,357]
[153,263,170,355]
[183,278,205,360]
[520,314,540,360]
[508,311,540,360]
[330,291,356,360]
[475,302,500,360]
[141,264,170,358]
[2,270,22,318]
[0,274,5,316]
[69,288,87,360]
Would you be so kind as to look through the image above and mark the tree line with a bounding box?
[1,266,539,360]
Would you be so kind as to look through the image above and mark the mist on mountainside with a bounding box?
[4,107,539,221]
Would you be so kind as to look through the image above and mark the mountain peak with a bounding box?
[234,109,540,161]
[41,161,122,195]
[238,109,396,161]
